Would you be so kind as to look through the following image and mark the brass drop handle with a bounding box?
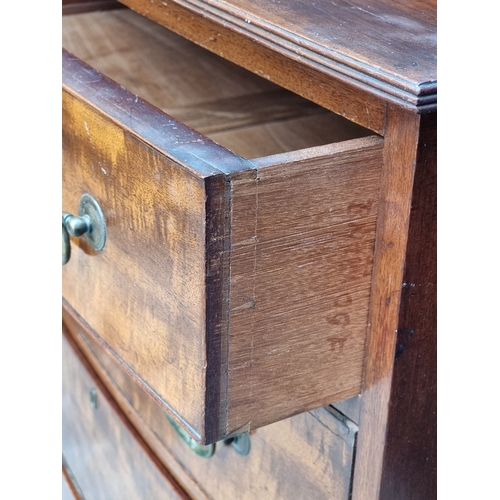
[165,414,251,457]
[62,194,107,265]
[62,218,71,266]
[166,415,216,458]
[222,432,251,456]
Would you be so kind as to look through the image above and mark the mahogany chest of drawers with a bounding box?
[62,1,436,498]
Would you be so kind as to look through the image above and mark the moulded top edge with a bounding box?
[179,0,437,104]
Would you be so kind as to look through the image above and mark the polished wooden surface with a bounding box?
[61,49,247,178]
[379,112,436,500]
[117,0,388,133]
[201,0,437,98]
[63,12,384,443]
[65,318,359,500]
[62,331,190,499]
[62,2,436,497]
[351,106,424,499]
[119,0,436,112]
[63,69,211,436]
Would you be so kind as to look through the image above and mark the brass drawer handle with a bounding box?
[62,194,106,265]
[166,415,216,458]
[166,414,251,457]
[223,432,251,456]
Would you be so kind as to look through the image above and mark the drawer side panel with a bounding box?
[228,137,383,434]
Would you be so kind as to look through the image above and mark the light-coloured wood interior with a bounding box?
[62,8,372,159]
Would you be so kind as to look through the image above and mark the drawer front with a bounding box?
[62,332,188,500]
[63,8,383,444]
[66,323,358,500]
[62,51,224,437]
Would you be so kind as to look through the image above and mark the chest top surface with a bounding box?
[162,0,437,109]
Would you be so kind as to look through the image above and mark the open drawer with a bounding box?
[62,8,383,444]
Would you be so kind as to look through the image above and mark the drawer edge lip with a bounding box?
[203,174,232,444]
[62,49,253,179]
[62,300,205,443]
[250,134,384,170]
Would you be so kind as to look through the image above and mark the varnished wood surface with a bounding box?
[119,0,436,112]
[117,0,388,133]
[63,77,213,436]
[350,107,422,500]
[62,331,190,499]
[65,319,359,500]
[63,28,383,442]
[61,3,436,498]
[62,9,372,159]
[205,0,436,95]
[62,136,383,444]
[379,112,436,500]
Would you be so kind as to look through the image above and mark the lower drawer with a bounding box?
[64,314,358,500]
[62,333,188,500]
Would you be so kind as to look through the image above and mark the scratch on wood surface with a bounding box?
[230,300,255,312]
[232,236,258,247]
[297,261,314,268]
[351,5,385,21]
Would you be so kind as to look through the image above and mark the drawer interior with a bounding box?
[62,8,372,160]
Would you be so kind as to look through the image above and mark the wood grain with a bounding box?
[63,40,383,443]
[209,113,371,159]
[226,136,383,435]
[118,0,436,115]
[62,9,372,159]
[350,106,422,500]
[62,3,437,497]
[62,49,249,178]
[379,112,436,500]
[64,311,211,500]
[63,72,214,437]
[62,331,190,500]
[65,319,359,500]
[198,0,437,98]
[117,0,388,133]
